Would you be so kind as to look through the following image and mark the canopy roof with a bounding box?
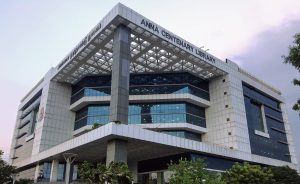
[53,4,226,84]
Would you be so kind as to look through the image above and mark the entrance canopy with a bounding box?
[52,3,226,84]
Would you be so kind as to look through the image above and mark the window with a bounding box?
[251,101,268,134]
[243,82,290,162]
[74,102,207,130]
[30,107,39,134]
[70,73,210,104]
[57,163,65,181]
[252,103,264,132]
[72,165,79,180]
[42,162,52,181]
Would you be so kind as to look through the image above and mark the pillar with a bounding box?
[50,160,59,182]
[34,164,41,183]
[65,160,71,184]
[106,139,127,165]
[157,172,164,184]
[63,153,77,184]
[106,25,131,165]
[128,160,138,183]
[109,24,131,124]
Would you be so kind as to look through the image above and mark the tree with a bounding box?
[270,165,300,184]
[283,33,300,111]
[168,158,225,184]
[95,163,107,183]
[78,161,132,184]
[105,162,133,184]
[222,162,274,184]
[0,150,17,184]
[78,161,98,183]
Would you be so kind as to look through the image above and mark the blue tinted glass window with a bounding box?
[71,73,210,104]
[243,83,290,162]
[264,107,283,121]
[57,163,65,181]
[74,102,206,130]
[43,162,52,180]
[251,103,265,132]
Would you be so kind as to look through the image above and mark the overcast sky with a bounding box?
[1,0,300,167]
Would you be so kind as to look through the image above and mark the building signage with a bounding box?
[140,19,216,63]
[58,23,102,69]
[38,106,45,122]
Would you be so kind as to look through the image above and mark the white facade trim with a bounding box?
[74,123,207,137]
[240,70,284,102]
[134,123,207,134]
[70,93,210,111]
[254,130,270,139]
[12,123,297,170]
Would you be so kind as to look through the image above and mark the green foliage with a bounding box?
[293,99,300,111]
[283,33,300,112]
[15,178,34,184]
[92,123,101,129]
[0,150,17,184]
[95,163,107,183]
[293,79,300,86]
[78,161,98,183]
[283,33,300,71]
[106,162,133,184]
[78,161,132,184]
[168,158,225,184]
[293,103,300,111]
[222,162,274,184]
[270,165,300,184]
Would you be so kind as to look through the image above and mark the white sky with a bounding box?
[1,0,300,164]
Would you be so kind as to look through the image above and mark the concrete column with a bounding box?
[106,25,130,166]
[109,25,131,124]
[157,172,163,184]
[65,161,71,184]
[106,139,127,165]
[50,160,59,182]
[128,160,138,183]
[34,164,40,183]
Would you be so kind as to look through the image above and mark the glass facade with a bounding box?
[57,163,65,181]
[71,72,209,104]
[20,90,42,111]
[30,107,39,134]
[242,82,291,162]
[249,101,265,132]
[39,162,66,181]
[42,162,52,181]
[138,153,238,175]
[72,165,79,181]
[74,102,206,130]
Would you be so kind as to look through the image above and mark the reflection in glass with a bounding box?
[74,102,206,130]
[71,72,210,104]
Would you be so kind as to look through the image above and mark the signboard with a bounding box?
[58,23,102,69]
[140,19,216,64]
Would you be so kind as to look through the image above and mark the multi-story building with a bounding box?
[9,3,298,183]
